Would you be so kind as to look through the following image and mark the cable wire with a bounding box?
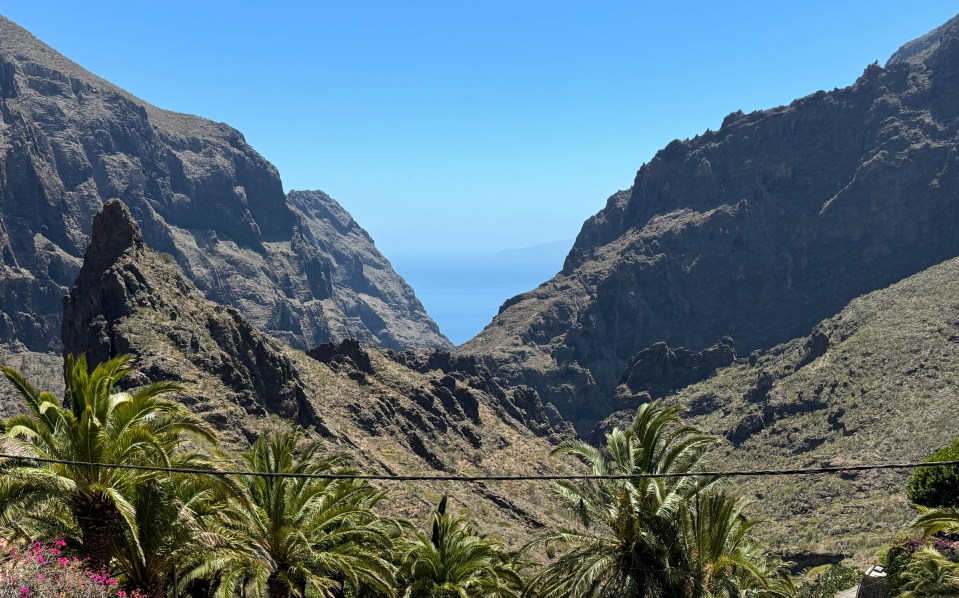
[0,453,957,482]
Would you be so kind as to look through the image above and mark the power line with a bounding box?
[1,453,957,482]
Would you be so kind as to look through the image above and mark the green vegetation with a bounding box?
[187,430,397,598]
[0,356,860,597]
[896,548,959,596]
[398,495,523,597]
[868,441,959,596]
[881,536,959,596]
[907,439,959,508]
[0,354,213,582]
[794,564,860,598]
[524,401,792,597]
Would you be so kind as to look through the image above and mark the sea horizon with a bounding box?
[390,239,572,345]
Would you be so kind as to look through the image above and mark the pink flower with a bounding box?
[57,557,69,567]
[54,539,66,548]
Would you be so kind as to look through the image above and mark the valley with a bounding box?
[1,7,959,597]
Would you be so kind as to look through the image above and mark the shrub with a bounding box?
[884,535,959,591]
[0,539,143,597]
[796,563,861,598]
[884,542,914,589]
[908,438,959,508]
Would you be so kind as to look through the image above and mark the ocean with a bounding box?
[391,240,572,346]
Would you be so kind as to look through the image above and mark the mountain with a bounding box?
[50,199,571,544]
[886,13,959,66]
[0,14,448,354]
[596,254,959,562]
[462,12,959,433]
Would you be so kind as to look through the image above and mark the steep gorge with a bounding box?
[0,14,448,355]
[49,199,571,544]
[463,13,959,433]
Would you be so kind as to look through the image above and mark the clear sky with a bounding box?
[2,1,956,260]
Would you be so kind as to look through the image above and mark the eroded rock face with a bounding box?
[53,200,572,549]
[0,15,448,354]
[308,338,375,378]
[616,337,737,402]
[386,348,574,438]
[285,190,449,350]
[62,200,317,426]
[887,14,959,66]
[462,12,959,433]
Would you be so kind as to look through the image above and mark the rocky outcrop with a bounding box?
[886,14,959,66]
[308,339,375,376]
[615,337,736,404]
[62,200,316,425]
[0,14,448,354]
[50,200,571,547]
[463,12,959,433]
[386,349,574,438]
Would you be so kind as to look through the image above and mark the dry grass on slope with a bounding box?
[656,256,959,563]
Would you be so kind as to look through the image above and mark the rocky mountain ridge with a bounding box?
[590,253,959,561]
[0,13,448,355]
[887,13,959,66]
[50,199,571,544]
[462,11,959,433]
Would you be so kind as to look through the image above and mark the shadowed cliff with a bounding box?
[0,14,449,354]
[54,199,572,544]
[462,12,959,433]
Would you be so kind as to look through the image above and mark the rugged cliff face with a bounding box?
[463,13,959,432]
[285,189,449,350]
[62,200,318,427]
[53,199,570,543]
[590,254,959,562]
[0,14,448,354]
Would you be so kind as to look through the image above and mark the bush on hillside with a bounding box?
[796,563,861,598]
[908,438,959,508]
[883,536,959,592]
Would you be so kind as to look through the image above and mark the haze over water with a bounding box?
[392,240,571,345]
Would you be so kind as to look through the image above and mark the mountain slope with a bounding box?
[592,253,959,561]
[53,199,570,545]
[462,12,959,432]
[0,14,448,353]
[887,13,959,66]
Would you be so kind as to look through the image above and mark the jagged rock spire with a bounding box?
[79,200,144,276]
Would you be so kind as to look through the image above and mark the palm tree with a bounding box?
[0,353,213,573]
[524,400,715,597]
[187,430,397,598]
[914,505,959,537]
[0,474,76,544]
[525,400,790,598]
[398,495,524,598]
[112,452,241,597]
[899,506,959,597]
[897,547,959,597]
[685,490,794,597]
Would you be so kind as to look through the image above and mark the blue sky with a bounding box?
[2,1,956,261]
